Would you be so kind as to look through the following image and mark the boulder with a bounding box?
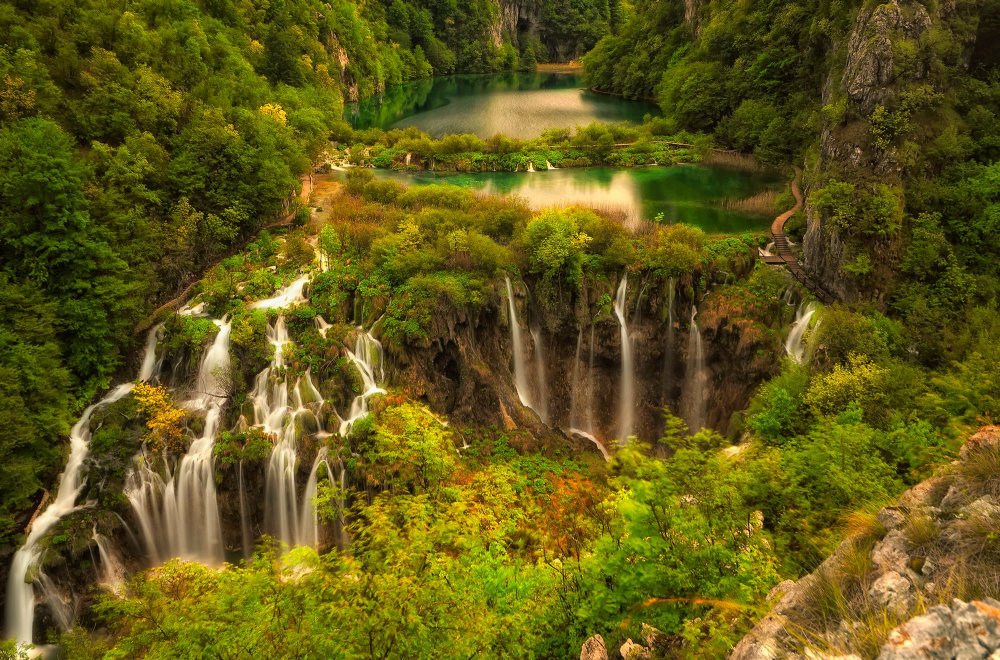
[580,634,608,660]
[878,598,1000,659]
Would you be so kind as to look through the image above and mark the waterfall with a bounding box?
[125,319,231,565]
[315,315,332,338]
[682,307,707,433]
[529,325,549,425]
[504,277,531,408]
[252,275,309,310]
[238,461,252,560]
[92,531,126,595]
[138,323,164,382]
[527,161,536,173]
[256,318,306,547]
[784,301,818,364]
[5,382,134,645]
[338,328,386,436]
[545,160,556,170]
[586,323,596,435]
[568,328,583,428]
[661,277,676,406]
[298,447,336,549]
[613,275,634,442]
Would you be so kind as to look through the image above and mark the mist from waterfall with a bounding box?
[613,275,634,442]
[784,301,818,364]
[682,306,707,433]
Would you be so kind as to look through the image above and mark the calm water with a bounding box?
[346,72,659,139]
[374,166,783,234]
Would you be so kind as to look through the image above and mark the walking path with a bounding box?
[760,167,836,303]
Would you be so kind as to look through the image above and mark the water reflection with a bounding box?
[374,165,783,233]
[346,73,659,139]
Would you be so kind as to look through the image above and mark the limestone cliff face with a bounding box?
[386,265,789,449]
[732,426,1000,659]
[802,0,979,303]
[490,0,542,49]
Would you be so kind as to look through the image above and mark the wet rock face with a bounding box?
[878,598,1000,659]
[386,271,781,447]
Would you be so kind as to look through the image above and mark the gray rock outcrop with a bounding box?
[878,598,1000,659]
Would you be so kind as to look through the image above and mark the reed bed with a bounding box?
[721,189,781,216]
[703,150,771,172]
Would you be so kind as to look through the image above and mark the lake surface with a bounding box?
[374,165,784,234]
[345,72,659,139]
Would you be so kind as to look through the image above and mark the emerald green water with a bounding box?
[346,72,659,139]
[374,166,784,234]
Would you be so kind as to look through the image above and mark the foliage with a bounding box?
[132,383,186,454]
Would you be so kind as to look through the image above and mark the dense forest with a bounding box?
[1,0,999,657]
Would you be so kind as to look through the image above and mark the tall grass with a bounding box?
[721,190,781,216]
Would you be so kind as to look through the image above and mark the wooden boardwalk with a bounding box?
[760,167,836,303]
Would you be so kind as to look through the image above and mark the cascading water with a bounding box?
[568,329,583,428]
[504,277,532,409]
[784,301,818,364]
[660,277,676,406]
[126,319,231,565]
[238,461,252,560]
[298,447,336,549]
[682,307,707,433]
[527,161,536,173]
[92,530,126,595]
[529,325,550,425]
[5,383,134,645]
[613,275,634,442]
[587,324,596,434]
[138,323,164,382]
[252,318,327,547]
[545,160,556,170]
[339,328,386,436]
[567,323,609,460]
[315,315,332,338]
[252,275,309,310]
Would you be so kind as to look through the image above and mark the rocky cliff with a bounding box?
[732,425,1000,658]
[802,0,980,303]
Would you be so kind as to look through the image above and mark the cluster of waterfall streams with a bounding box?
[5,272,389,648]
[126,318,232,566]
[784,301,819,363]
[506,274,639,457]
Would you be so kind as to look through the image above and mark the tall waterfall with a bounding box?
[138,323,164,382]
[568,329,583,428]
[504,277,531,408]
[784,301,818,364]
[250,317,331,547]
[126,319,231,565]
[339,328,386,436]
[613,275,634,442]
[6,383,135,644]
[682,307,707,433]
[661,277,676,406]
[529,325,549,425]
[6,326,164,644]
